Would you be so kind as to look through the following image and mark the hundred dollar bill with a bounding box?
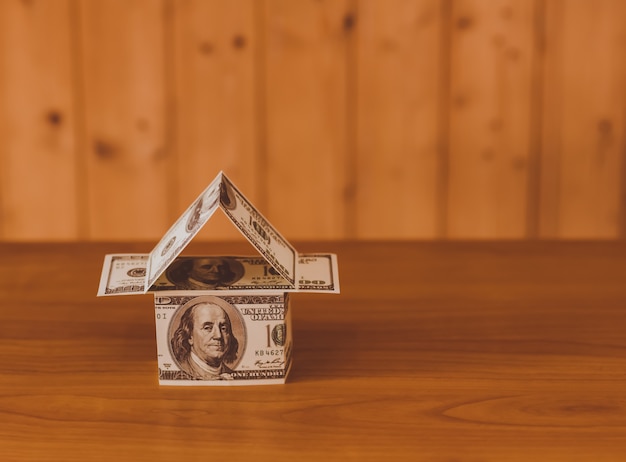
[146,174,222,289]
[145,172,296,289]
[296,253,340,292]
[155,293,292,385]
[97,254,149,295]
[97,253,339,296]
[219,173,297,285]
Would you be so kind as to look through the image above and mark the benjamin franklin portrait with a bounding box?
[169,296,245,380]
[165,257,245,290]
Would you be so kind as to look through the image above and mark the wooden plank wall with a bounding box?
[0,0,625,241]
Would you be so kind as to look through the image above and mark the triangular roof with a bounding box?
[97,172,339,297]
[145,171,297,292]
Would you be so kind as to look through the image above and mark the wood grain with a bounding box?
[173,0,260,240]
[355,0,444,238]
[1,241,626,461]
[263,0,352,239]
[447,0,536,237]
[79,0,173,240]
[539,0,626,238]
[0,0,77,239]
[1,1,626,241]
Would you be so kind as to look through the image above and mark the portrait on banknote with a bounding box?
[220,178,237,210]
[169,296,246,380]
[186,185,220,233]
[164,257,245,290]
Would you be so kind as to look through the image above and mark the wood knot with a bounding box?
[232,35,246,49]
[598,118,612,136]
[199,41,214,55]
[343,13,356,31]
[46,110,63,126]
[457,16,474,30]
[93,139,118,159]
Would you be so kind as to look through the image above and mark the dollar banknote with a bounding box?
[155,293,292,385]
[219,173,297,285]
[144,172,297,289]
[97,254,149,296]
[146,174,222,289]
[97,253,339,296]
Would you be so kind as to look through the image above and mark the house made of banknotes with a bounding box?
[97,171,340,386]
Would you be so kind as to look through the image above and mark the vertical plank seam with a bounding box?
[620,117,626,239]
[163,0,178,224]
[69,0,89,240]
[544,0,562,238]
[0,0,4,239]
[344,0,359,239]
[437,0,453,239]
[619,5,626,240]
[254,0,269,212]
[0,135,3,237]
[551,1,564,239]
[526,0,545,239]
[617,9,626,241]
[0,120,3,236]
[620,122,626,240]
[0,0,4,238]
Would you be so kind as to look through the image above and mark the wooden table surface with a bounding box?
[1,241,625,461]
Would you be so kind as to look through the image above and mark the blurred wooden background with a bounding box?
[0,0,625,241]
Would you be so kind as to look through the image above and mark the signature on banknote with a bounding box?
[255,358,286,369]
